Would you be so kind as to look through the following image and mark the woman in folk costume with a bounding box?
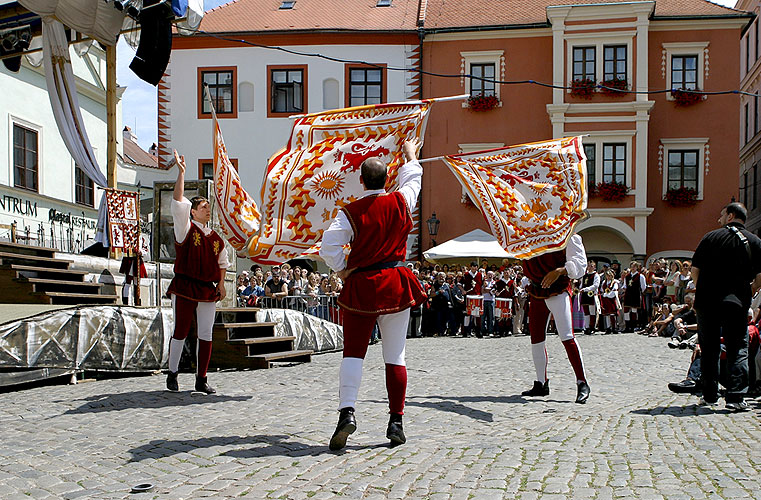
[320,139,426,450]
[621,261,647,332]
[520,235,591,404]
[165,151,229,394]
[578,260,601,335]
[599,270,621,334]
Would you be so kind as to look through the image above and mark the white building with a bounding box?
[159,0,423,266]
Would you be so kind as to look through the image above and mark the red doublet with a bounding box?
[522,250,572,299]
[338,192,426,315]
[167,224,224,302]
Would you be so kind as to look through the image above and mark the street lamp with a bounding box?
[426,212,440,247]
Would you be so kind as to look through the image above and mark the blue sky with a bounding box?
[118,0,236,150]
[118,0,739,151]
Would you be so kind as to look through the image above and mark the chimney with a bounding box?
[123,126,138,143]
[149,143,158,157]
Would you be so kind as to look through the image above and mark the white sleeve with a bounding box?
[218,243,230,270]
[396,159,422,211]
[564,234,587,279]
[171,197,192,243]
[319,211,354,272]
[639,274,647,292]
[593,272,600,292]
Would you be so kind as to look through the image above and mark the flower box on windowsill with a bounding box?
[600,78,628,97]
[592,181,629,202]
[467,94,500,112]
[570,78,596,99]
[664,187,699,207]
[671,89,703,107]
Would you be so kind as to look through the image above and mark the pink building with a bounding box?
[421,0,752,264]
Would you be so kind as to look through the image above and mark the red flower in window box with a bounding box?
[467,94,499,111]
[664,187,699,207]
[600,77,628,96]
[594,181,629,202]
[671,89,703,107]
[570,78,596,99]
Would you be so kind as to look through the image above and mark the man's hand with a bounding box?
[174,150,186,175]
[402,138,421,162]
[541,267,567,288]
[336,268,355,281]
[216,283,227,302]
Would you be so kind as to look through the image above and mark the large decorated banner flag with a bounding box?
[214,101,433,264]
[442,137,588,259]
[211,106,261,251]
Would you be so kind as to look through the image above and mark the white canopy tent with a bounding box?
[423,229,511,263]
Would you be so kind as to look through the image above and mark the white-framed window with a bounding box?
[457,142,505,203]
[662,42,708,101]
[9,115,43,194]
[659,138,708,200]
[565,33,634,89]
[577,132,634,190]
[460,50,504,107]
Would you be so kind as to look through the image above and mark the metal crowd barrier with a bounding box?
[240,293,344,324]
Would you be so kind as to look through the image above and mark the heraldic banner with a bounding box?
[105,189,141,258]
[442,136,588,259]
[212,100,434,264]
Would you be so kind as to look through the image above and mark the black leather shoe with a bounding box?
[386,414,406,446]
[576,381,591,404]
[521,380,550,397]
[668,379,699,394]
[194,376,216,394]
[329,407,357,451]
[166,370,179,392]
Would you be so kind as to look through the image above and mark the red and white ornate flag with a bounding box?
[243,101,433,264]
[105,189,140,258]
[212,106,261,252]
[443,136,588,259]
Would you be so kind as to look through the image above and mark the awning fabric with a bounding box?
[423,229,511,262]
[19,0,125,45]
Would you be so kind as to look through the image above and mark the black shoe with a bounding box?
[521,380,550,397]
[386,414,406,446]
[576,381,590,404]
[329,407,357,451]
[194,376,216,394]
[166,371,179,392]
[668,379,699,394]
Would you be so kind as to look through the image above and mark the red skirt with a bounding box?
[600,297,619,315]
[338,267,426,316]
[167,274,218,302]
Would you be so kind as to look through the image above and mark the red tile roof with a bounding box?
[199,0,749,34]
[201,0,422,33]
[123,137,161,169]
[423,0,748,30]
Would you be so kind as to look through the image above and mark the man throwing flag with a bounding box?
[320,138,426,450]
[521,235,591,403]
[165,150,229,394]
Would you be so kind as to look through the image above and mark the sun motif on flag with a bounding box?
[311,171,345,199]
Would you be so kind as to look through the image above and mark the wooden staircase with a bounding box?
[210,307,313,370]
[0,241,118,305]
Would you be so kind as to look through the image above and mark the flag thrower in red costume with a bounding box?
[320,139,426,450]
[439,136,591,402]
[165,150,229,395]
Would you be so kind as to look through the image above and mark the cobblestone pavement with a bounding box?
[1,333,760,500]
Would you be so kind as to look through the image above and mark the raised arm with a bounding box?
[173,150,186,202]
[396,138,422,211]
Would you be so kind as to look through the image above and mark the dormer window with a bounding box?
[376,0,392,6]
[279,1,295,9]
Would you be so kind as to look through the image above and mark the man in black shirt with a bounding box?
[691,202,761,411]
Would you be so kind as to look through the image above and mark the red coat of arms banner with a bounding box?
[105,189,140,257]
[442,136,588,259]
[213,101,433,264]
